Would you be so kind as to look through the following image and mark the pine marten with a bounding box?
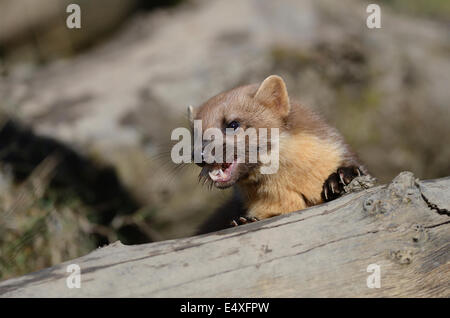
[188,75,368,232]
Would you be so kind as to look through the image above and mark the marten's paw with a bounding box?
[321,166,363,202]
[230,216,259,227]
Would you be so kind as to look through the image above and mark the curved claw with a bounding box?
[230,216,259,227]
[321,166,365,202]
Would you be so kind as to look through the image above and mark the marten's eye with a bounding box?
[226,120,240,130]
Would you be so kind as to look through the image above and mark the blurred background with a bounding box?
[0,0,449,281]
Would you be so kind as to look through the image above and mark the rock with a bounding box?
[0,0,139,63]
[1,0,449,239]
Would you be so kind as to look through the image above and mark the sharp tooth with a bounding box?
[209,167,227,181]
[209,171,220,181]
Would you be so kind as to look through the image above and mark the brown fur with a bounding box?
[192,75,363,220]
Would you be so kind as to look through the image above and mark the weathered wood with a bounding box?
[0,172,449,297]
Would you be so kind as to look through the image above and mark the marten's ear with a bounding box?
[254,75,290,117]
[187,105,195,125]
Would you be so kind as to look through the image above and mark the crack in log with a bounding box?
[40,190,374,283]
[420,193,450,216]
[72,200,356,277]
[162,189,376,257]
[424,220,450,229]
[150,230,379,294]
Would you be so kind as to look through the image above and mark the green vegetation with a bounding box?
[379,0,450,21]
[0,160,95,280]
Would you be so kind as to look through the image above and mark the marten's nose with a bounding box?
[193,150,206,167]
[193,140,213,167]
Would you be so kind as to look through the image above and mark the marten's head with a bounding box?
[189,75,290,189]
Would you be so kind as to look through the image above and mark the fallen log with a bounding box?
[0,172,449,297]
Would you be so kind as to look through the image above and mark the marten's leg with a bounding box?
[321,166,363,202]
[196,188,247,234]
[230,216,259,227]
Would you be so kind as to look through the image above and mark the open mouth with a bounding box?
[207,160,238,184]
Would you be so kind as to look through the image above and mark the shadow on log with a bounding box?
[0,172,448,297]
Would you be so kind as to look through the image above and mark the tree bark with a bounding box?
[0,172,449,297]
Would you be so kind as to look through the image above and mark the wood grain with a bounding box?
[0,172,448,297]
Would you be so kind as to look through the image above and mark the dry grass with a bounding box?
[0,157,96,280]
